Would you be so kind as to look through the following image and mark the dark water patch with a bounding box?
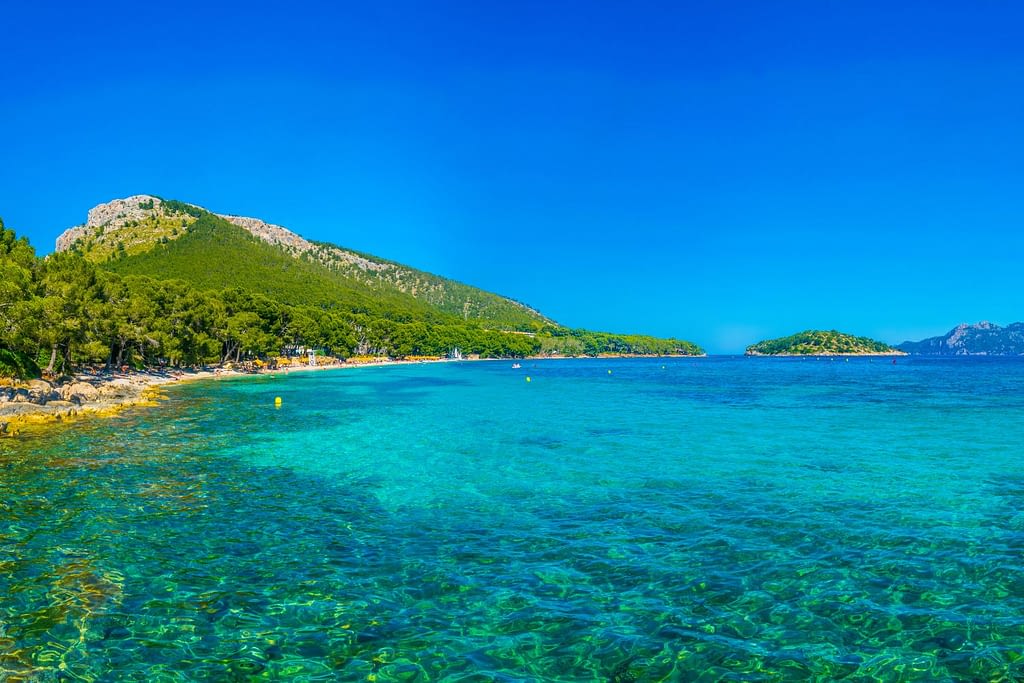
[518,435,564,450]
[338,374,473,393]
[798,459,852,473]
[586,427,634,437]
[644,387,765,408]
[986,474,1024,499]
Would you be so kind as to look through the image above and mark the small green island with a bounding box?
[745,330,904,356]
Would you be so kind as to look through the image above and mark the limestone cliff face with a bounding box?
[217,214,314,253]
[57,196,390,275]
[898,322,1024,356]
[217,215,387,273]
[86,195,161,229]
[55,195,170,253]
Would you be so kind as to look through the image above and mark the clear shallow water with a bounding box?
[2,357,1024,681]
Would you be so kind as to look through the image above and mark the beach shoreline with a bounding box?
[0,358,451,435]
[0,354,708,436]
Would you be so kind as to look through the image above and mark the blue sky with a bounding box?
[2,1,1022,352]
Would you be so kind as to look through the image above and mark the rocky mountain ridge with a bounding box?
[55,195,194,255]
[898,322,1024,356]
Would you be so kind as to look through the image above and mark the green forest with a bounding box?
[0,214,702,378]
[69,197,551,333]
[101,209,549,332]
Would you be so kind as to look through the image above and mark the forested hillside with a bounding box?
[0,201,703,378]
[104,213,443,322]
[1,216,542,376]
[61,195,549,332]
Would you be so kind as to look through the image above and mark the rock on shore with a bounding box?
[0,374,169,435]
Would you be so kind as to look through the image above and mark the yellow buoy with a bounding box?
[526,376,531,383]
[274,396,282,407]
[608,370,612,374]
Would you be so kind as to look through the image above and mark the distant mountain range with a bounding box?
[898,322,1024,356]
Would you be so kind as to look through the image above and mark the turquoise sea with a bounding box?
[3,357,1024,681]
